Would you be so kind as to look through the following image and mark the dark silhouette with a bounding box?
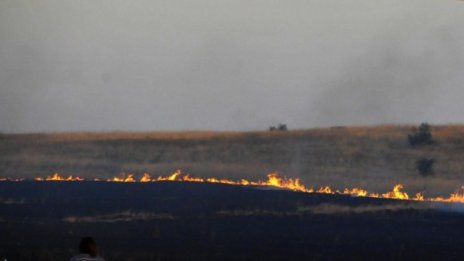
[278,124,288,131]
[416,157,435,177]
[70,237,105,261]
[79,237,97,257]
[408,123,434,146]
[269,124,288,132]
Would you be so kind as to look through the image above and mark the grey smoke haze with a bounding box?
[1,0,464,133]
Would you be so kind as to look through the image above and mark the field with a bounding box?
[1,181,464,261]
[2,125,464,260]
[2,125,464,195]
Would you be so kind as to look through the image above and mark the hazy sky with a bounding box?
[1,0,464,133]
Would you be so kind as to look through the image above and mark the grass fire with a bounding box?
[4,171,464,204]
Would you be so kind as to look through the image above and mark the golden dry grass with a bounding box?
[2,124,464,195]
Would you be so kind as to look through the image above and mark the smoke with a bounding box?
[216,203,427,217]
[62,211,175,223]
[0,197,26,205]
[297,203,422,215]
[311,23,464,127]
[298,202,464,215]
[1,0,464,132]
[217,209,286,217]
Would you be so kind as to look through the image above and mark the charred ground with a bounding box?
[1,181,463,261]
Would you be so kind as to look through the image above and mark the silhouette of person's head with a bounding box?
[79,237,98,257]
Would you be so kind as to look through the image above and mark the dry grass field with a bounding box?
[2,125,464,195]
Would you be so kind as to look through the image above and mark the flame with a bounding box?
[264,172,308,192]
[343,188,368,197]
[381,184,409,200]
[414,192,424,201]
[429,187,464,203]
[107,174,136,183]
[140,173,151,182]
[5,171,464,204]
[34,173,83,181]
[154,170,182,181]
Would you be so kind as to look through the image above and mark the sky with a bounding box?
[1,0,464,133]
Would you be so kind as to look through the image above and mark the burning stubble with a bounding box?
[3,171,464,205]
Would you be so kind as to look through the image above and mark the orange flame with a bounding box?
[107,174,136,183]
[140,173,151,182]
[381,184,409,200]
[34,173,83,181]
[429,187,464,203]
[154,170,182,181]
[5,171,464,204]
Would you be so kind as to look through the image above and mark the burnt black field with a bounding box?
[1,182,464,261]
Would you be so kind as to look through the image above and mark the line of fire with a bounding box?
[3,171,464,204]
